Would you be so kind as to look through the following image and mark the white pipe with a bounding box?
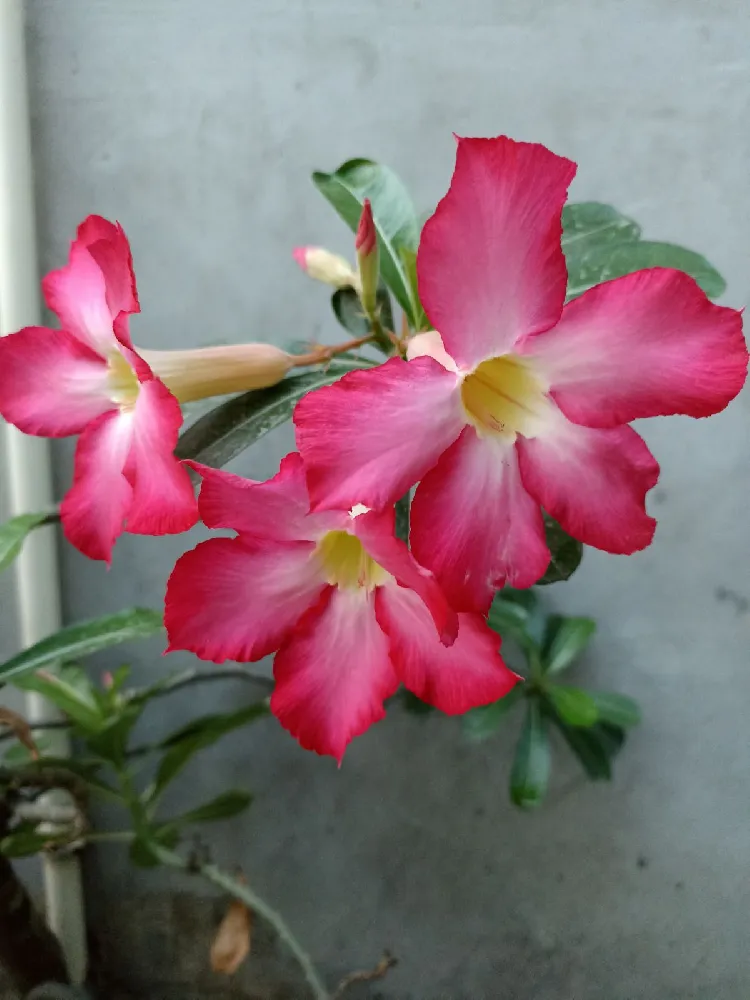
[0,0,87,984]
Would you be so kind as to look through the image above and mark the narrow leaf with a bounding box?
[538,515,583,585]
[510,700,550,809]
[546,685,599,727]
[586,691,641,728]
[175,790,253,826]
[543,616,596,675]
[549,712,626,781]
[0,512,57,574]
[462,684,524,742]
[13,665,103,732]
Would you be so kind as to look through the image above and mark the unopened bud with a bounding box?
[293,246,359,291]
[141,345,294,403]
[355,199,379,318]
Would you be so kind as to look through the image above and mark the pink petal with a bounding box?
[42,246,117,357]
[0,327,112,436]
[76,215,140,321]
[410,427,550,613]
[60,410,134,562]
[376,585,519,713]
[165,537,326,663]
[418,136,576,368]
[271,587,399,762]
[294,356,465,512]
[516,416,660,555]
[123,379,198,536]
[351,507,458,644]
[522,269,748,428]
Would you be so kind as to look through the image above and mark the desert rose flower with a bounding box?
[294,136,748,613]
[164,453,518,761]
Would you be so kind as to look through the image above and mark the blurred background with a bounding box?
[1,1,749,997]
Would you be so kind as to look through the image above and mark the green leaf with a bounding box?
[0,609,163,684]
[586,690,641,728]
[510,700,551,809]
[538,515,583,586]
[400,689,434,716]
[394,492,410,545]
[175,360,372,469]
[462,684,525,742]
[331,285,394,340]
[0,511,57,574]
[174,790,253,825]
[151,701,269,799]
[398,248,428,330]
[129,824,180,868]
[562,202,726,300]
[13,666,103,732]
[543,616,596,675]
[546,685,599,727]
[549,712,626,781]
[312,159,419,321]
[1,828,58,858]
[487,589,543,652]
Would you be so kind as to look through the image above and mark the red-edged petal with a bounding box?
[123,379,198,536]
[376,585,519,713]
[165,536,325,663]
[516,417,659,555]
[189,453,342,541]
[410,427,550,613]
[351,507,458,644]
[0,327,112,436]
[271,587,399,762]
[523,269,748,428]
[59,410,134,562]
[43,247,118,358]
[294,356,465,512]
[76,215,140,322]
[418,136,576,368]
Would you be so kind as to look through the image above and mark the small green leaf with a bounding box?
[1,828,58,858]
[586,691,641,728]
[129,824,180,868]
[487,589,543,652]
[510,700,551,809]
[549,714,626,781]
[398,247,428,330]
[538,515,583,586]
[331,285,394,340]
[546,685,599,727]
[400,689,434,716]
[174,790,253,825]
[0,511,57,574]
[312,159,420,322]
[175,360,372,469]
[462,684,525,742]
[543,616,596,675]
[0,609,163,684]
[13,666,103,732]
[394,492,410,545]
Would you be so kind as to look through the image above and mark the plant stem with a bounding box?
[158,847,330,1000]
[292,333,375,368]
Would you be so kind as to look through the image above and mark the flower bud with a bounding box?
[141,344,294,404]
[293,246,359,291]
[355,199,379,318]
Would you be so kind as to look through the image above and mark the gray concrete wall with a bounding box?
[9,0,750,996]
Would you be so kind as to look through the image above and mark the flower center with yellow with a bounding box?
[315,530,389,591]
[460,354,550,439]
[107,351,139,408]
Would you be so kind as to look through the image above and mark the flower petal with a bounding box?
[418,136,576,368]
[43,247,120,358]
[0,327,112,436]
[76,215,140,322]
[271,587,399,762]
[351,507,458,644]
[165,536,326,663]
[294,356,465,512]
[123,379,198,536]
[523,269,748,428]
[410,427,550,613]
[516,416,659,554]
[59,410,134,562]
[376,585,519,713]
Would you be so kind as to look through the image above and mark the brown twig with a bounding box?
[291,333,375,368]
[332,951,397,998]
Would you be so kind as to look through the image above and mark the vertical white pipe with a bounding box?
[0,0,87,983]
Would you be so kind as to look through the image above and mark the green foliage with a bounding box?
[0,511,57,574]
[510,700,550,809]
[331,285,394,343]
[538,515,584,585]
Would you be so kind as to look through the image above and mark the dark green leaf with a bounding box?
[398,248,428,330]
[331,285,394,340]
[1,828,58,858]
[487,589,543,652]
[543,616,596,675]
[0,609,163,684]
[462,684,525,742]
[85,705,142,767]
[538,515,583,585]
[174,790,253,825]
[175,360,372,469]
[510,700,551,809]
[12,666,103,732]
[546,685,599,727]
[549,714,626,781]
[400,689,434,716]
[394,492,410,544]
[0,512,58,574]
[5,756,120,799]
[586,690,641,728]
[312,159,419,321]
[129,824,180,868]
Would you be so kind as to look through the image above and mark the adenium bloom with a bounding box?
[164,453,518,761]
[295,136,748,613]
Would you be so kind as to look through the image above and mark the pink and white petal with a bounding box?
[165,536,326,663]
[75,215,140,320]
[418,136,576,368]
[60,410,134,563]
[0,327,112,436]
[522,269,748,428]
[295,356,465,512]
[351,507,457,644]
[406,330,458,372]
[376,586,519,713]
[271,587,399,762]
[123,379,198,536]
[410,427,550,614]
[516,416,660,555]
[188,453,344,542]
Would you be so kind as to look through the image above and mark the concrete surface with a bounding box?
[5,0,750,996]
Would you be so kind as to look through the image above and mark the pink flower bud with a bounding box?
[355,200,379,317]
[292,246,359,290]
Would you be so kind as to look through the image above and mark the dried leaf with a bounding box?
[210,898,252,975]
[0,707,38,758]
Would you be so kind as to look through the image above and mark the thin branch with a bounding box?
[333,951,397,999]
[145,666,274,699]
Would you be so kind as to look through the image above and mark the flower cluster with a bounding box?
[1,135,745,761]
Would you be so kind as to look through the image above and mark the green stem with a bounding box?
[158,847,330,1000]
[368,312,394,356]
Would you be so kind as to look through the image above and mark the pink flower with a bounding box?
[0,215,197,562]
[164,453,518,761]
[294,136,748,613]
